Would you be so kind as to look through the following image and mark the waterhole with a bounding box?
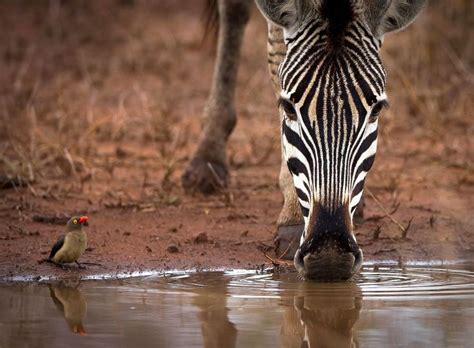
[1,264,473,347]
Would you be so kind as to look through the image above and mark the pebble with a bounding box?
[193,232,208,244]
[167,244,179,253]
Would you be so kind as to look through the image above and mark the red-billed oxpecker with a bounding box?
[48,216,89,268]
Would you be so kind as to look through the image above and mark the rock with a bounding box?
[115,146,128,158]
[193,232,208,244]
[167,244,179,253]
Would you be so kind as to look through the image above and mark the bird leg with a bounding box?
[56,262,68,270]
[39,258,68,270]
[80,261,102,266]
[75,261,86,269]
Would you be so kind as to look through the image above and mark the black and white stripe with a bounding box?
[278,17,387,239]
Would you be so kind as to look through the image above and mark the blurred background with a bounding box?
[0,0,472,270]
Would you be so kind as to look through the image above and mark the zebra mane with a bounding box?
[318,0,355,49]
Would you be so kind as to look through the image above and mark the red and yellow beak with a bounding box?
[78,216,88,224]
[73,324,87,336]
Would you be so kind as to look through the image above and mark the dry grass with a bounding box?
[0,0,472,211]
[379,0,473,163]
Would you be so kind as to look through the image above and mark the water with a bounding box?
[1,265,473,347]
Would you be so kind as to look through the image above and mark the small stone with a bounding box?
[167,244,179,253]
[115,146,128,158]
[146,246,152,253]
[193,232,208,244]
[123,231,131,236]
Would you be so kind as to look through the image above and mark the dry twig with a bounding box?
[366,188,413,238]
[277,238,295,260]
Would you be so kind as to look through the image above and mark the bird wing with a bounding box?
[49,234,65,260]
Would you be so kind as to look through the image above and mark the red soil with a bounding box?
[0,1,472,280]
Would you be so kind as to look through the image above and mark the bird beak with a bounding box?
[74,324,87,336]
[78,216,89,224]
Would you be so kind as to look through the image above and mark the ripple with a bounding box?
[139,265,474,301]
[357,267,474,299]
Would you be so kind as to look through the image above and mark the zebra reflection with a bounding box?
[280,282,362,347]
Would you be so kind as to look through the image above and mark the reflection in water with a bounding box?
[0,266,472,347]
[192,273,237,348]
[280,282,362,348]
[49,283,87,335]
[189,272,362,348]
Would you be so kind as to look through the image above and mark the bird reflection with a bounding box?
[280,281,362,348]
[48,283,87,335]
[192,272,237,348]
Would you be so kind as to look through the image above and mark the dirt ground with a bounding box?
[0,1,472,280]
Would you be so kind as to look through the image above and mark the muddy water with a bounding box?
[1,265,473,347]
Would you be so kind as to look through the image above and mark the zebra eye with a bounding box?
[279,98,297,121]
[369,100,388,123]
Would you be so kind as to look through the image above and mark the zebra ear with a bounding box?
[366,0,427,37]
[255,0,299,29]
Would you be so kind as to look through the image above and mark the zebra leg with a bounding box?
[265,24,304,260]
[274,136,305,260]
[182,0,252,194]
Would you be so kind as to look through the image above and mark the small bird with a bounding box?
[48,216,89,268]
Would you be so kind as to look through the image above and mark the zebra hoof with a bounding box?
[182,157,229,194]
[274,224,304,260]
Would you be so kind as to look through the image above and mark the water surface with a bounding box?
[1,265,473,347]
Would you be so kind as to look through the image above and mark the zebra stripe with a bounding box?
[278,17,387,238]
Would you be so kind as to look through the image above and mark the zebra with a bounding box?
[182,0,426,280]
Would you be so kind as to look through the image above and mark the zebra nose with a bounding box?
[300,232,360,256]
[294,231,363,281]
[294,205,363,280]
[295,239,363,281]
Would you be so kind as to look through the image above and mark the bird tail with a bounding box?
[37,258,54,264]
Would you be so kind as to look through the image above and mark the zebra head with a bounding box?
[257,0,426,280]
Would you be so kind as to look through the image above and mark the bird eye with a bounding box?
[73,219,78,224]
[279,98,297,121]
[369,100,388,123]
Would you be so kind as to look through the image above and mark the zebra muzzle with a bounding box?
[294,243,363,281]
